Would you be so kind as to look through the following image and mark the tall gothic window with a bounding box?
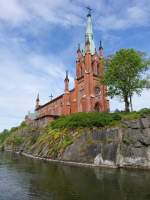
[94,102,100,112]
[81,67,84,76]
[95,86,100,97]
[97,65,100,75]
[79,89,84,99]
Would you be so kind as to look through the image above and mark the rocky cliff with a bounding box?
[62,117,150,168]
[3,116,150,169]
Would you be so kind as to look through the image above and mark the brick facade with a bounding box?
[25,12,109,126]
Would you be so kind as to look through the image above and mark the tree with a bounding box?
[103,48,150,112]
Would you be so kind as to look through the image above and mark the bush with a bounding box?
[50,112,122,130]
[0,130,10,144]
[139,108,150,117]
[20,121,27,128]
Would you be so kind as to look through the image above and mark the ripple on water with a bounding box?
[1,152,150,200]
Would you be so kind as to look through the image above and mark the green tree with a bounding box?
[103,48,150,112]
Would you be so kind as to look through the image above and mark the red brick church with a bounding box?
[25,11,109,126]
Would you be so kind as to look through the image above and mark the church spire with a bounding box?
[99,40,104,58]
[85,8,95,55]
[64,70,69,92]
[35,93,40,110]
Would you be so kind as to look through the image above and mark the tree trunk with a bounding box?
[124,95,130,112]
[130,95,133,112]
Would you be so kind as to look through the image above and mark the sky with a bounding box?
[0,0,150,132]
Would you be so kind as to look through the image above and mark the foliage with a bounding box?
[119,112,141,121]
[139,108,150,117]
[5,133,24,146]
[1,109,150,157]
[50,112,122,130]
[103,48,150,112]
[0,121,29,147]
[20,121,28,128]
[35,129,73,158]
[0,129,10,144]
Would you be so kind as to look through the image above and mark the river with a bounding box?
[0,152,150,200]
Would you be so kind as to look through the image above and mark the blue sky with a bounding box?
[0,0,150,131]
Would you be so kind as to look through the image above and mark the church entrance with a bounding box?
[94,102,100,112]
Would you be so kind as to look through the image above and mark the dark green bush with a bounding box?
[50,112,121,129]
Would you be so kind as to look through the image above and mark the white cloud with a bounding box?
[0,0,149,30]
[0,0,29,24]
[0,31,74,132]
[0,0,150,131]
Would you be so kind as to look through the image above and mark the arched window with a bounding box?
[94,102,100,112]
[81,67,84,76]
[95,86,100,97]
[97,65,100,75]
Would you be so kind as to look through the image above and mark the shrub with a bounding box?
[0,130,10,144]
[20,121,27,128]
[139,108,150,117]
[50,112,122,130]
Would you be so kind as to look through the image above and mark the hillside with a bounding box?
[1,109,150,168]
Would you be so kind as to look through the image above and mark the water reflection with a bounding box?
[0,152,150,200]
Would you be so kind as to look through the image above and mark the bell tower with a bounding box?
[75,9,109,113]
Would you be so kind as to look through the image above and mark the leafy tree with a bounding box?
[103,48,150,112]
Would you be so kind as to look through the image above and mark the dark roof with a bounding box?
[35,114,59,120]
[69,88,75,93]
[36,88,75,111]
[36,94,64,110]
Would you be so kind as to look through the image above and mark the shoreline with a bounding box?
[21,152,117,169]
[4,150,150,170]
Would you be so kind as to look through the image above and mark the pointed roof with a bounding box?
[99,40,103,49]
[36,93,39,102]
[85,10,95,55]
[65,70,69,81]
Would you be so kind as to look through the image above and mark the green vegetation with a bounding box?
[50,109,150,130]
[103,48,150,112]
[6,134,24,146]
[50,112,122,129]
[1,109,150,156]
[35,128,74,158]
[0,121,32,149]
[0,129,10,148]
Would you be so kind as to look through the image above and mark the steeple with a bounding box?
[35,93,40,110]
[85,8,95,55]
[64,70,69,92]
[77,43,83,59]
[77,43,81,53]
[99,40,104,58]
[99,40,103,49]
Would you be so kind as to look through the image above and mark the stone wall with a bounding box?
[62,116,150,168]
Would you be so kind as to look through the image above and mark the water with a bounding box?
[0,152,150,200]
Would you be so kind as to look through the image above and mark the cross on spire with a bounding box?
[86,6,92,16]
[49,93,53,101]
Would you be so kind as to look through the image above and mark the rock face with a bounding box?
[62,117,150,168]
[4,116,150,169]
